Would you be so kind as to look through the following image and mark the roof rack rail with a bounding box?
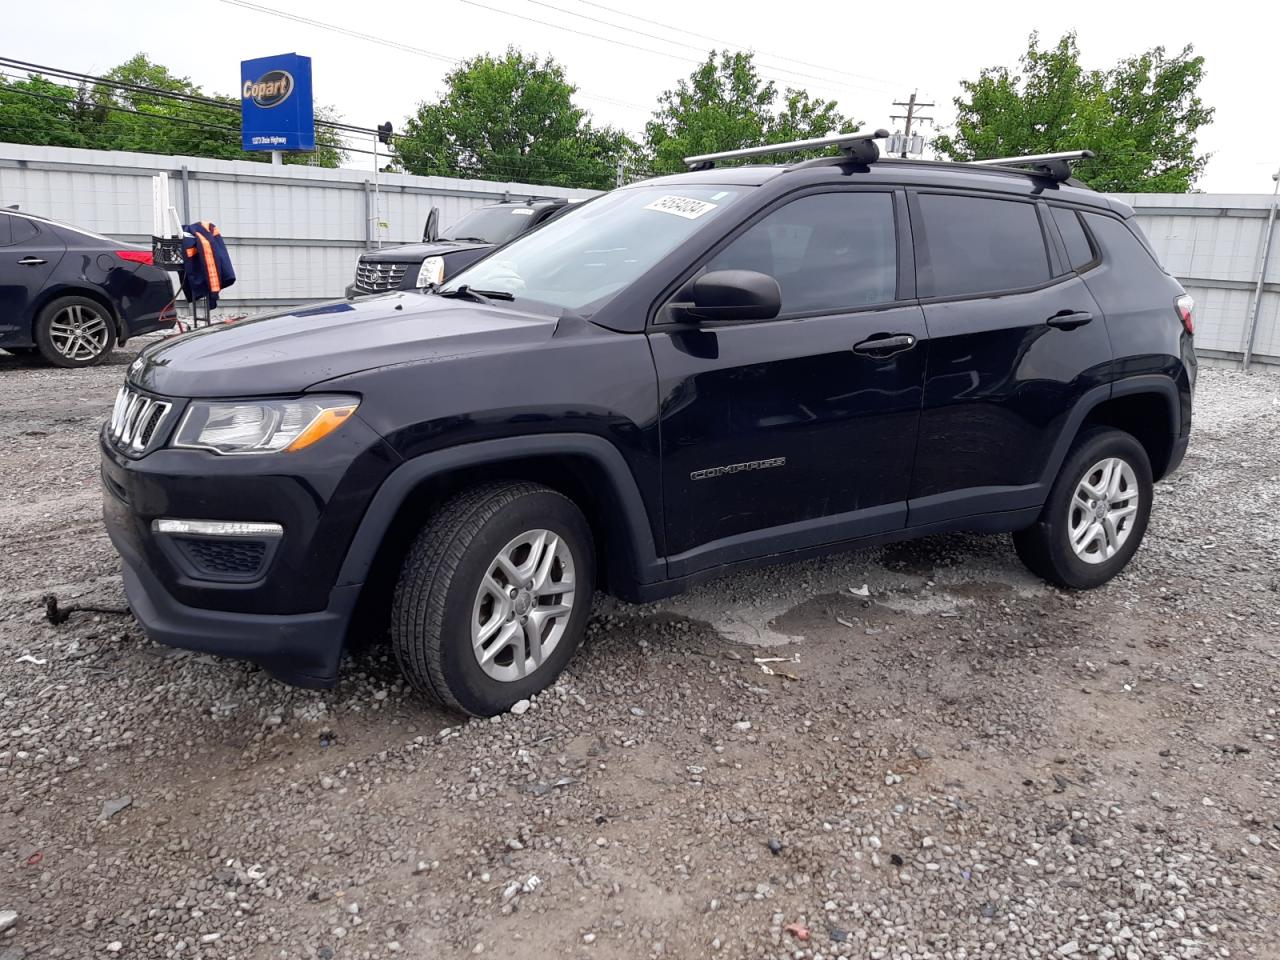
[684,129,890,170]
[969,150,1094,183]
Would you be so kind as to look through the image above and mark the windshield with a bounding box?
[441,205,543,244]
[439,185,747,313]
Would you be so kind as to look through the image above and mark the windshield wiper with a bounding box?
[447,236,491,243]
[437,284,515,303]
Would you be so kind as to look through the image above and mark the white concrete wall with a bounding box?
[0,144,598,306]
[2,145,1276,363]
[1122,193,1278,364]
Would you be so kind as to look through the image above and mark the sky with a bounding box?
[6,0,1280,193]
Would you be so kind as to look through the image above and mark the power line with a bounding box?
[215,0,651,115]
[0,56,378,138]
[0,73,638,183]
[460,0,879,105]
[519,0,894,96]
[563,0,901,92]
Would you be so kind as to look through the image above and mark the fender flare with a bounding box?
[1037,374,1181,488]
[333,433,665,592]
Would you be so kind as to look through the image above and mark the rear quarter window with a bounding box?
[1081,212,1167,275]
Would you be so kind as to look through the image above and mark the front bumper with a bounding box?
[113,532,360,687]
[100,413,400,686]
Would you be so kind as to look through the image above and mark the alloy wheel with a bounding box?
[48,304,110,362]
[470,529,577,682]
[1067,457,1140,564]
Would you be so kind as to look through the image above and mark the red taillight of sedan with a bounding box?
[115,250,155,266]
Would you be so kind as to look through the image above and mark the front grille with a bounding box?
[176,537,268,578]
[354,260,408,292]
[107,386,173,456]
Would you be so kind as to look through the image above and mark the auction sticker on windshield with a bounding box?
[644,195,718,219]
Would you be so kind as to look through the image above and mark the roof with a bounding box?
[629,157,1127,215]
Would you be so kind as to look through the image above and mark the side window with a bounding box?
[0,214,11,246]
[916,194,1051,298]
[706,192,897,315]
[1051,206,1095,270]
[9,216,38,245]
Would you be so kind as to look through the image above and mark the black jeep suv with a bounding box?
[101,134,1194,716]
[344,197,576,298]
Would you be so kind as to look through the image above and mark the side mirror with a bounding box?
[423,206,440,242]
[682,270,781,323]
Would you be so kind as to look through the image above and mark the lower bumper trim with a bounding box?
[119,556,360,689]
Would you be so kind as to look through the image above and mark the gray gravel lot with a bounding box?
[1,343,1278,960]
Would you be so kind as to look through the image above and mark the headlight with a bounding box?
[173,396,359,455]
[416,256,445,288]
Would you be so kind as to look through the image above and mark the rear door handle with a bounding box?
[17,257,47,266]
[853,334,917,357]
[1046,310,1093,330]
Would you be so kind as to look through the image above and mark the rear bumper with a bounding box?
[113,530,358,687]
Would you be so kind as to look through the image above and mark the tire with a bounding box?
[34,296,116,368]
[1013,427,1153,590]
[392,481,596,716]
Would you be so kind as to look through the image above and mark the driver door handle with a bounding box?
[17,257,47,266]
[853,334,917,356]
[1046,310,1093,330]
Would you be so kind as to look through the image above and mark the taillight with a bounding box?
[115,250,154,265]
[1175,294,1194,335]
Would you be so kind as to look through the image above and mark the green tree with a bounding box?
[397,48,634,189]
[0,74,96,148]
[933,33,1213,192]
[644,51,855,174]
[0,54,346,167]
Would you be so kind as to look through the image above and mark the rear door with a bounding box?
[906,190,1111,525]
[0,215,65,339]
[649,188,928,576]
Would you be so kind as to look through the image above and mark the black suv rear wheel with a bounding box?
[1013,427,1153,589]
[391,481,596,716]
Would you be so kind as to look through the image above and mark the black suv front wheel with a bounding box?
[392,481,596,716]
[1014,427,1153,589]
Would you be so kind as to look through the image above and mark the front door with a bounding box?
[649,189,928,577]
[0,214,65,341]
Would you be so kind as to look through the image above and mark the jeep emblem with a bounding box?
[242,70,293,108]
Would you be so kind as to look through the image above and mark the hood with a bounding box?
[129,293,559,398]
[360,239,491,263]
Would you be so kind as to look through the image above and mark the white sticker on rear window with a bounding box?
[510,208,535,216]
[644,195,718,219]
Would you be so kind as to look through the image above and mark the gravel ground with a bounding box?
[1,343,1278,960]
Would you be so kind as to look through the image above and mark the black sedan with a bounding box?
[0,208,177,367]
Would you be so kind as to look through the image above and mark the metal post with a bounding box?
[372,134,382,249]
[180,165,191,226]
[270,150,283,167]
[1242,168,1280,372]
[363,181,373,251]
[616,157,624,188]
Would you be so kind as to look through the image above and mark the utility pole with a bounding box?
[890,91,934,159]
[1242,166,1280,372]
[616,157,625,188]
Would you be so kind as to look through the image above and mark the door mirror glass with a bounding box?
[682,269,781,322]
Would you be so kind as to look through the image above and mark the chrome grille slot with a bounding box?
[355,260,407,292]
[106,385,173,456]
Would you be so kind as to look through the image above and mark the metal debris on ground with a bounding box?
[754,655,801,680]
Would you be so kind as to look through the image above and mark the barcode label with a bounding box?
[643,195,718,219]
